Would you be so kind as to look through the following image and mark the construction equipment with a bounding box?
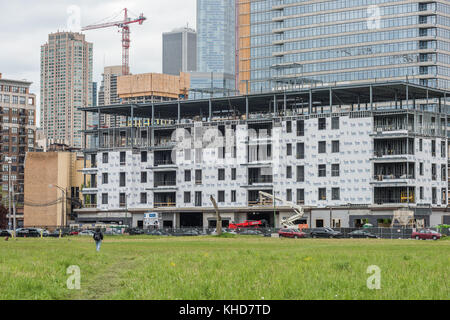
[228,220,267,229]
[82,8,146,75]
[209,195,222,235]
[258,191,306,229]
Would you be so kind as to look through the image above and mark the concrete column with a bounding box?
[178,100,181,123]
[245,96,249,119]
[130,105,134,148]
[209,99,212,121]
[309,90,312,114]
[283,92,287,115]
[370,85,373,110]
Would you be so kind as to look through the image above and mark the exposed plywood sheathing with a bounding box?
[117,72,190,99]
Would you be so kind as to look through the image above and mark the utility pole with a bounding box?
[12,181,16,234]
[7,157,11,231]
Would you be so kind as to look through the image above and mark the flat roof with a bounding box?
[79,81,450,119]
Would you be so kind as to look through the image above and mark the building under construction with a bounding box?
[76,82,450,228]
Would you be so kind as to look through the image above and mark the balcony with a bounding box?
[154,180,176,188]
[248,176,273,185]
[248,199,274,207]
[154,202,176,208]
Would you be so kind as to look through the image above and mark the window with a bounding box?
[102,173,108,184]
[287,143,292,156]
[420,162,424,175]
[286,166,292,179]
[185,170,191,182]
[218,191,225,203]
[120,152,126,165]
[318,141,326,153]
[231,168,236,180]
[195,170,202,184]
[184,192,191,203]
[119,193,126,207]
[286,189,292,201]
[316,219,324,227]
[441,141,446,158]
[140,193,147,204]
[420,187,424,200]
[318,164,326,177]
[141,172,147,183]
[286,120,292,133]
[331,164,340,177]
[297,120,304,136]
[296,189,304,204]
[318,118,326,130]
[432,187,437,204]
[102,193,108,205]
[195,148,202,163]
[195,191,202,206]
[419,139,423,151]
[432,164,436,180]
[231,190,236,202]
[184,149,191,161]
[441,164,446,181]
[431,140,436,156]
[218,169,225,181]
[318,188,326,201]
[119,172,126,187]
[331,117,339,130]
[102,152,108,164]
[332,140,340,153]
[332,188,340,200]
[296,143,304,159]
[297,166,304,182]
[442,188,446,205]
[141,151,147,163]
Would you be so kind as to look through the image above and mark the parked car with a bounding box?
[16,228,41,238]
[69,230,80,236]
[35,228,50,237]
[78,230,95,236]
[175,230,201,236]
[127,228,145,235]
[278,228,306,238]
[412,229,442,240]
[146,229,170,236]
[238,229,271,237]
[48,229,67,237]
[348,229,378,239]
[0,230,11,237]
[309,227,343,238]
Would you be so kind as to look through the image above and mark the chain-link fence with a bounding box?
[5,225,449,239]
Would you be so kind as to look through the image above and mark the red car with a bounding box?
[411,229,441,240]
[278,228,306,239]
[69,230,79,236]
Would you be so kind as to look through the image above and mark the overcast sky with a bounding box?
[0,0,197,123]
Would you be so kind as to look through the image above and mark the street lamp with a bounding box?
[6,156,12,232]
[49,184,66,228]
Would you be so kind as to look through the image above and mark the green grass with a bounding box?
[0,236,448,300]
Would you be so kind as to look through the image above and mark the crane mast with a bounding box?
[82,8,146,75]
[258,191,306,229]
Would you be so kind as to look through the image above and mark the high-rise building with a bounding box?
[40,32,93,148]
[190,0,237,97]
[238,1,450,93]
[163,27,197,75]
[0,73,37,227]
[197,0,236,74]
[98,66,123,128]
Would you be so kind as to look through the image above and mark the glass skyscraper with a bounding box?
[239,0,450,93]
[197,0,236,74]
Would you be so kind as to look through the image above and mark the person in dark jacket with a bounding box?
[93,228,104,252]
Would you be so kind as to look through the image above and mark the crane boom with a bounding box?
[81,8,146,75]
[258,191,305,229]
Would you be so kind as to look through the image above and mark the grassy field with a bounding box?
[0,235,448,300]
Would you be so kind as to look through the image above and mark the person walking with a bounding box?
[93,228,103,252]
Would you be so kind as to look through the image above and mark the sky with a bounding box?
[0,0,197,124]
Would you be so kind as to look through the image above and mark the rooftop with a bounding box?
[79,81,450,119]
